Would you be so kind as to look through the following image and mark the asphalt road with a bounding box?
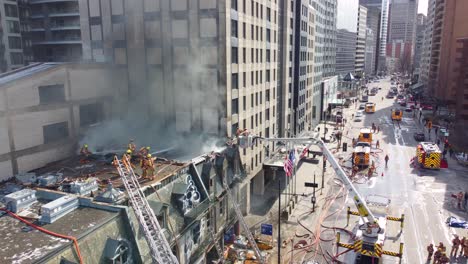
[303,77,468,264]
[336,79,468,263]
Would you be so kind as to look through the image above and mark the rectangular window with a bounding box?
[251,71,254,85]
[4,4,18,17]
[260,71,262,83]
[266,49,270,62]
[251,1,254,16]
[231,20,238,37]
[266,108,270,120]
[43,122,69,144]
[232,98,239,114]
[256,2,259,17]
[256,26,259,40]
[10,52,23,65]
[231,73,238,89]
[39,84,65,104]
[251,48,254,62]
[260,50,263,62]
[243,48,246,63]
[242,72,246,87]
[243,0,246,13]
[265,127,270,138]
[266,29,270,42]
[80,103,103,127]
[8,36,22,49]
[255,114,258,126]
[260,91,262,104]
[7,20,20,33]
[260,4,263,18]
[256,92,258,105]
[251,116,253,128]
[312,105,316,118]
[243,22,246,38]
[256,49,258,63]
[266,70,270,82]
[231,0,237,10]
[266,90,270,101]
[251,24,254,39]
[251,94,254,108]
[243,96,246,111]
[267,7,271,21]
[255,71,258,84]
[231,47,238,64]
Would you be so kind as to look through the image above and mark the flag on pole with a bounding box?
[283,149,295,177]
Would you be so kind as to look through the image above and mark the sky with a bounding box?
[418,0,428,15]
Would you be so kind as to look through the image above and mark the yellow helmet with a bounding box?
[147,154,152,158]
[146,146,150,150]
[126,149,132,154]
[84,144,88,148]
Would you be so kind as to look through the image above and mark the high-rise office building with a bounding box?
[364,27,375,75]
[311,0,337,127]
[413,13,426,72]
[77,0,287,210]
[292,0,315,135]
[336,0,359,75]
[0,0,27,71]
[359,0,389,72]
[355,5,367,76]
[29,0,82,62]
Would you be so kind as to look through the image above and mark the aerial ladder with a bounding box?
[237,133,404,262]
[113,156,179,264]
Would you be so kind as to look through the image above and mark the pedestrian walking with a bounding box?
[427,244,435,262]
[443,148,447,159]
[449,147,454,158]
[376,140,380,149]
[437,139,441,146]
[384,154,389,168]
[451,235,461,256]
[435,126,439,135]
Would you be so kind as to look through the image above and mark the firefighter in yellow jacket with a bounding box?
[140,154,155,180]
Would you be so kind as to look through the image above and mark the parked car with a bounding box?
[386,94,394,99]
[359,104,366,110]
[413,132,425,141]
[354,111,364,122]
[405,107,413,112]
[421,104,434,110]
[399,101,407,107]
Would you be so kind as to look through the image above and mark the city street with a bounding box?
[266,76,468,264]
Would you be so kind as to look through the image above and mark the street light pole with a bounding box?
[272,167,280,263]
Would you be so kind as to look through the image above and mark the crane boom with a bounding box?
[239,134,378,228]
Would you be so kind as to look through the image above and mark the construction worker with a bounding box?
[451,235,461,256]
[427,244,434,262]
[128,139,136,154]
[140,154,155,181]
[384,154,389,168]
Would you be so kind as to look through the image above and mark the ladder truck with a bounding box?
[237,133,405,263]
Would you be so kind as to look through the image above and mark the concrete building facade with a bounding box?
[355,5,367,76]
[364,27,375,75]
[78,0,279,212]
[29,0,82,62]
[388,0,418,43]
[0,63,127,180]
[336,0,358,75]
[310,0,337,127]
[292,0,315,135]
[413,13,426,72]
[418,0,436,89]
[0,0,27,71]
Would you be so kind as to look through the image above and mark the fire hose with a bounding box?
[0,208,84,264]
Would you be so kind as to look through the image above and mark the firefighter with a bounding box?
[427,244,434,262]
[384,154,389,168]
[433,247,442,264]
[80,144,92,156]
[451,235,461,256]
[439,252,449,264]
[139,146,150,159]
[121,149,135,169]
[463,236,468,257]
[141,154,155,181]
[128,139,136,153]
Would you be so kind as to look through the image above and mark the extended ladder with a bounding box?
[114,156,179,264]
[208,225,225,263]
[222,181,264,263]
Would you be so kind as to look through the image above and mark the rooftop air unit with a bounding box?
[3,189,37,213]
[69,177,98,196]
[39,195,79,224]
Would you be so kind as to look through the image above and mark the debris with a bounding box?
[446,216,468,229]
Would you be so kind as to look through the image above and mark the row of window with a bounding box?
[231,20,277,43]
[231,69,275,89]
[231,47,276,64]
[232,0,277,23]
